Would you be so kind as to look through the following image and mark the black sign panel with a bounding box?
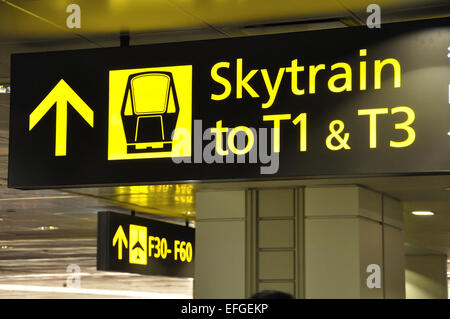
[97,211,195,277]
[8,18,450,188]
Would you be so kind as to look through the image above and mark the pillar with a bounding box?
[382,196,405,298]
[194,190,248,298]
[304,186,405,298]
[247,188,303,297]
[194,188,303,298]
[405,255,448,299]
[194,185,405,299]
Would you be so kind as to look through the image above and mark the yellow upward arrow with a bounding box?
[29,79,94,156]
[112,225,128,260]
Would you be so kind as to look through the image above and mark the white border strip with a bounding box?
[0,284,191,299]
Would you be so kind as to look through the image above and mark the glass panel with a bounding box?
[131,74,170,114]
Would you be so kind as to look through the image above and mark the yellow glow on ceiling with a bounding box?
[69,184,196,221]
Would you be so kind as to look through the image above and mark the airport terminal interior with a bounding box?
[0,0,449,299]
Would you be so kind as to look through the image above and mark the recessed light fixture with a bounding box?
[411,211,435,216]
[0,84,10,94]
[35,226,59,231]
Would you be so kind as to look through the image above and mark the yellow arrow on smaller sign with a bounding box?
[29,79,94,156]
[112,225,128,260]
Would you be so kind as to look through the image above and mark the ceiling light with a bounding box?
[411,211,435,216]
[0,84,10,94]
[36,226,59,231]
[2,273,90,279]
[0,195,78,201]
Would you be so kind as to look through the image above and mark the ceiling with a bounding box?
[0,0,449,284]
[1,0,449,83]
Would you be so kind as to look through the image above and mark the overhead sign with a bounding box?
[8,18,450,189]
[97,211,195,277]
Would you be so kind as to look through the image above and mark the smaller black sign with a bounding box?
[97,211,195,277]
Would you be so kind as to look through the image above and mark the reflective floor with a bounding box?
[0,239,193,299]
